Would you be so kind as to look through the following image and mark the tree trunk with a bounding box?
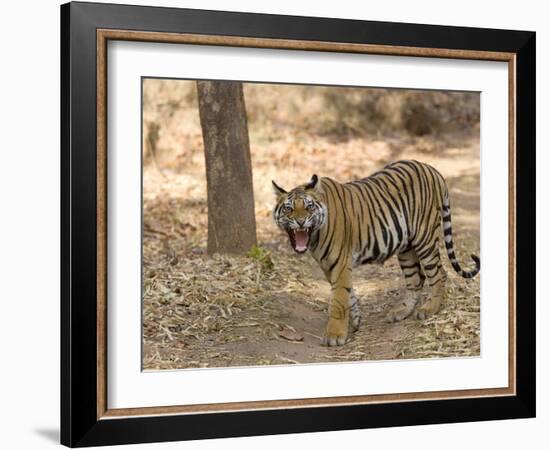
[196,81,257,255]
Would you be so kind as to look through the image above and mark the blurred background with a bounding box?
[143,81,479,217]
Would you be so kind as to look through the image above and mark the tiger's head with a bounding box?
[272,175,328,254]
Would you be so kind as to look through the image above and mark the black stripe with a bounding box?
[361,182,379,257]
[379,192,403,244]
[418,241,437,260]
[425,165,439,209]
[380,221,388,248]
[347,186,358,216]
[348,183,366,247]
[317,182,338,260]
[338,185,353,246]
[327,179,347,213]
[333,257,349,283]
[400,164,420,233]
[387,229,394,257]
[416,226,436,253]
[401,161,426,225]
[346,187,362,248]
[328,182,354,270]
[379,174,409,237]
[404,270,420,278]
[371,239,380,261]
[320,235,334,261]
[330,244,346,275]
[390,166,413,225]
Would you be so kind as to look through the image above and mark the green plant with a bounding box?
[247,245,275,271]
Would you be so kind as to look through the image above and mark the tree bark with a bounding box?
[196,81,257,255]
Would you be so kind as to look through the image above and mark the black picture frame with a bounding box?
[61,1,535,447]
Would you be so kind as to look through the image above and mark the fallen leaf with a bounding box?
[278,329,304,342]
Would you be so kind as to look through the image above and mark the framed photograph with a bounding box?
[61,1,535,447]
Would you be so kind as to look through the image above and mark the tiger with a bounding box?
[272,160,480,347]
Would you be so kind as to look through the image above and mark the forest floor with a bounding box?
[142,127,481,370]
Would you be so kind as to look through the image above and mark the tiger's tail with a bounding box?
[441,190,480,279]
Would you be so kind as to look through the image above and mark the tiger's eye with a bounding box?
[283,206,292,213]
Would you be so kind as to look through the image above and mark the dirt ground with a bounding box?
[142,81,480,370]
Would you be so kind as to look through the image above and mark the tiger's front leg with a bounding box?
[321,263,352,347]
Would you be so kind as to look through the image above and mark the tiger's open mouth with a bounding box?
[287,227,312,253]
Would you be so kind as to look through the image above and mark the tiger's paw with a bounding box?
[385,304,412,323]
[414,298,441,320]
[385,294,417,323]
[321,319,349,347]
[321,334,348,347]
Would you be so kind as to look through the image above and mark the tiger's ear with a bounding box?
[272,180,287,196]
[305,174,320,191]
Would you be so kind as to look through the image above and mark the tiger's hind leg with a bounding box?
[385,248,425,323]
[349,289,361,332]
[414,239,447,320]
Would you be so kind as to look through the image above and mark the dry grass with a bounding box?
[142,79,480,370]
